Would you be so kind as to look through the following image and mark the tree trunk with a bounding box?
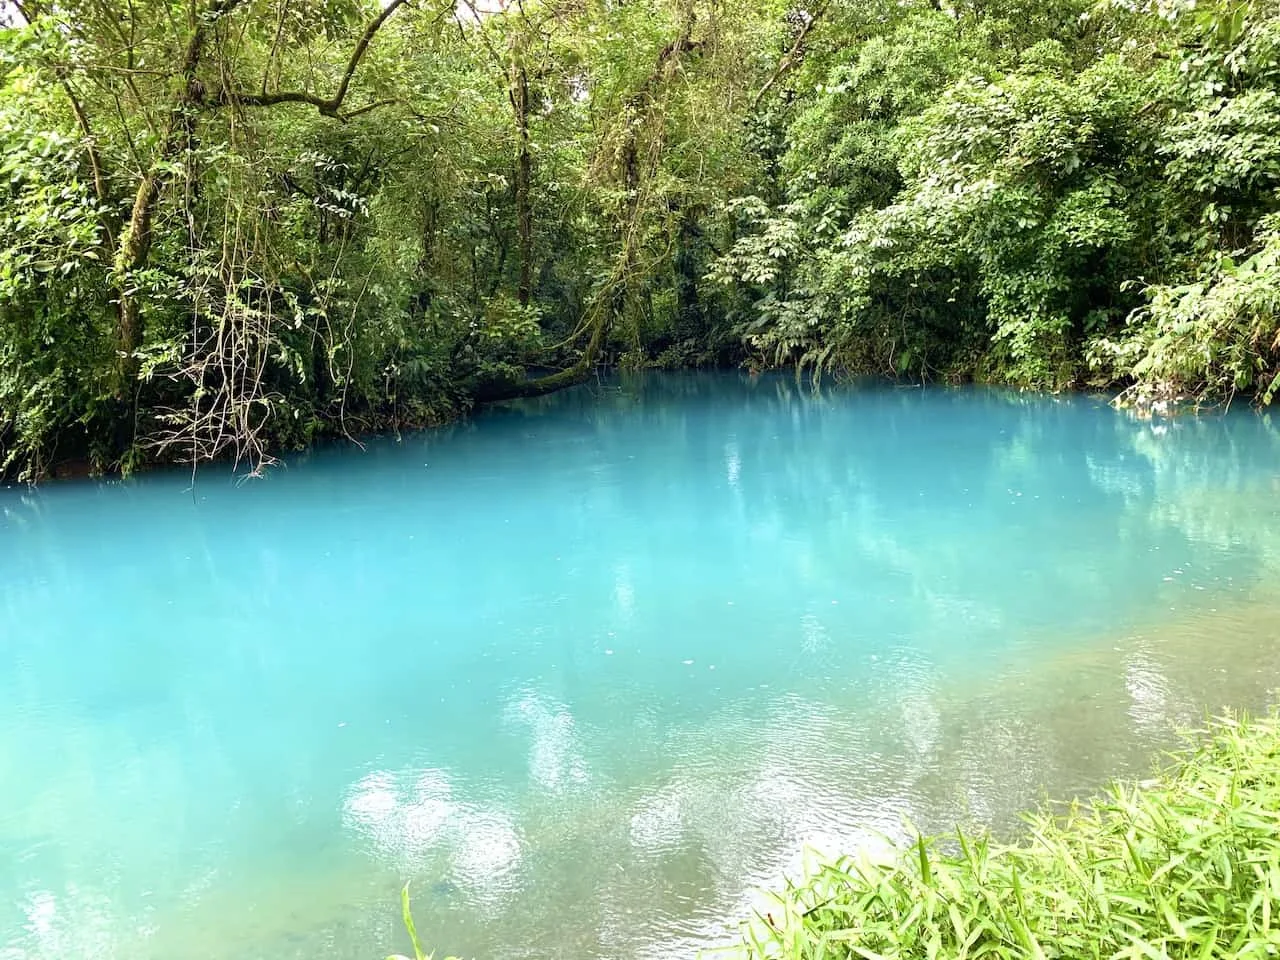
[113,173,162,396]
[476,306,608,402]
[510,53,533,308]
[486,4,705,404]
[674,209,703,339]
[110,0,404,401]
[112,5,234,399]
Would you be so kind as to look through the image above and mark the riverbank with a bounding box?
[2,365,1253,485]
[720,711,1280,960]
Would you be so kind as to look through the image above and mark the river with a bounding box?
[2,372,1279,959]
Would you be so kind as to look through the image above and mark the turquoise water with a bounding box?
[3,372,1280,960]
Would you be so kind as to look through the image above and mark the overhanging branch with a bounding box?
[218,0,411,117]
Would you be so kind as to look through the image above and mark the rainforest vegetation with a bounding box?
[1,0,1279,479]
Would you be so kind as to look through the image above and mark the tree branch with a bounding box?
[341,97,399,120]
[261,0,291,94]
[8,0,34,25]
[454,0,506,69]
[752,5,826,110]
[220,0,411,116]
[15,1,113,228]
[61,79,111,207]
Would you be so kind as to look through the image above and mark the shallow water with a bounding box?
[2,373,1280,960]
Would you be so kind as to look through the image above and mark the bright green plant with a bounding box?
[726,711,1280,960]
[388,884,461,960]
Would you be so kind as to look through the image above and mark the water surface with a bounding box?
[3,373,1280,959]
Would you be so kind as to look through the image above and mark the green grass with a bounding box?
[724,711,1280,960]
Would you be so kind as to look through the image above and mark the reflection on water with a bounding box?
[2,374,1280,959]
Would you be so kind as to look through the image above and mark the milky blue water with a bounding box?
[3,373,1280,960]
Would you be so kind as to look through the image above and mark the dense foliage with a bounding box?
[734,711,1280,960]
[4,0,1280,478]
